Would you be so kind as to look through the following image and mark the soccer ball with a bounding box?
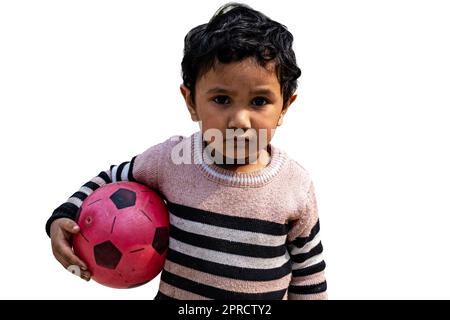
[72,182,169,288]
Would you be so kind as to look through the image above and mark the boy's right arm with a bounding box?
[47,159,137,281]
[45,161,134,237]
[46,136,178,281]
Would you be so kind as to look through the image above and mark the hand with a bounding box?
[50,218,91,281]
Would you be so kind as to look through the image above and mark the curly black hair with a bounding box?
[181,2,301,107]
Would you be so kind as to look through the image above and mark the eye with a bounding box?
[252,97,269,107]
[213,95,230,105]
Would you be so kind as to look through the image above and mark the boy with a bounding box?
[46,3,327,300]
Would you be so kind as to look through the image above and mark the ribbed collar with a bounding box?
[191,131,287,187]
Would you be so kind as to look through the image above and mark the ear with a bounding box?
[180,85,199,122]
[277,94,297,126]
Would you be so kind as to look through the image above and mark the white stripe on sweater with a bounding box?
[79,186,93,196]
[288,232,321,255]
[170,213,287,247]
[169,238,290,269]
[92,175,109,186]
[67,197,83,207]
[121,162,130,181]
[111,165,118,182]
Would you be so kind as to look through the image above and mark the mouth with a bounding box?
[225,137,250,141]
[224,137,252,145]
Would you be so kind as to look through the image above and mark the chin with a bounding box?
[221,151,260,165]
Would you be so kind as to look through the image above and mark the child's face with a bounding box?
[181,57,296,161]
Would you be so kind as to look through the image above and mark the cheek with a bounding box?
[200,117,220,131]
[199,107,226,128]
[252,111,280,130]
[251,114,279,144]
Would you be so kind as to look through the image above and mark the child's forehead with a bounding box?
[213,58,275,72]
[199,58,279,85]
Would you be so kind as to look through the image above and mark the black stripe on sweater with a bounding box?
[69,191,88,201]
[128,156,137,181]
[115,162,127,181]
[153,291,175,300]
[289,281,327,295]
[98,171,112,183]
[167,249,291,281]
[53,202,79,217]
[292,260,326,277]
[169,224,286,258]
[82,181,100,191]
[288,219,320,248]
[161,270,287,300]
[167,201,288,236]
[290,242,323,264]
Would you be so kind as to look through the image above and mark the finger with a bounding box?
[60,219,80,234]
[53,237,88,272]
[54,250,76,269]
[80,271,91,281]
[54,251,72,270]
[57,241,88,271]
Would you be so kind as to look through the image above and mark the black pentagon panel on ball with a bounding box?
[152,227,169,255]
[110,188,136,209]
[94,241,122,269]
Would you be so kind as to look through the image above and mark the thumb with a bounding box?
[61,219,80,234]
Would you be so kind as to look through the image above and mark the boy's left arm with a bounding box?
[286,182,328,300]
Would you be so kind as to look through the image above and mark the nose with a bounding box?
[227,108,251,131]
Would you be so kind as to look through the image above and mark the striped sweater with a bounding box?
[46,131,327,300]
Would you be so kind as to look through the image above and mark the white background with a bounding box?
[1,0,449,299]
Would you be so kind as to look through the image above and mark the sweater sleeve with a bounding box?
[286,181,328,300]
[45,138,170,237]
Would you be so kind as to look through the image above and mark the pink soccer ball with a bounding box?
[72,182,169,288]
